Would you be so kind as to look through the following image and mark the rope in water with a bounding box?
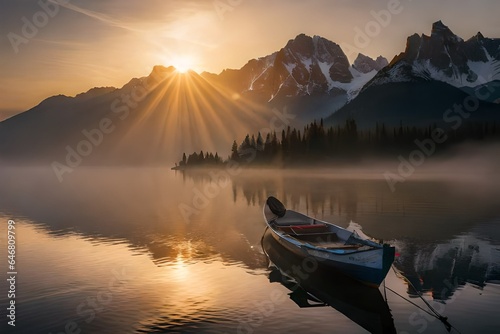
[391,266,444,318]
[385,265,462,334]
[385,285,437,318]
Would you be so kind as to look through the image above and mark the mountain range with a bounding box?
[328,20,500,127]
[370,21,500,89]
[202,33,388,122]
[204,34,387,102]
[0,21,499,165]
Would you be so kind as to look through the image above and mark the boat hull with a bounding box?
[268,223,395,287]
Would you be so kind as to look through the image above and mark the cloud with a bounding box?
[53,1,143,33]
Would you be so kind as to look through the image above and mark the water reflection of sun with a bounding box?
[170,240,194,281]
[171,254,189,281]
[162,240,219,316]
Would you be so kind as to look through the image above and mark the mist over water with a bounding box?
[1,158,500,333]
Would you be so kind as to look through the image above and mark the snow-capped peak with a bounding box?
[220,34,389,102]
[367,21,500,92]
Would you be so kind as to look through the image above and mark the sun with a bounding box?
[171,55,196,73]
[175,63,190,73]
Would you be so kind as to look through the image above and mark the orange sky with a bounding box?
[1,0,499,118]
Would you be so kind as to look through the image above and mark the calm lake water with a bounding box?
[0,167,499,333]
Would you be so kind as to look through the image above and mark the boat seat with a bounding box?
[291,224,327,229]
[273,215,316,226]
[293,232,339,243]
[273,220,310,226]
[278,224,329,235]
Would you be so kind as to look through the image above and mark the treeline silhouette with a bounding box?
[175,151,223,168]
[174,119,499,168]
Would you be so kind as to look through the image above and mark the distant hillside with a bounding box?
[327,80,500,128]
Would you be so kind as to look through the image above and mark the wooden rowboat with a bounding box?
[263,196,395,287]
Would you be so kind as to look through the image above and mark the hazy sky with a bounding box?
[0,0,499,117]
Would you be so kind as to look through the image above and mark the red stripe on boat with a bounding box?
[291,224,326,229]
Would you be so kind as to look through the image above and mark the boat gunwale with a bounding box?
[270,229,385,256]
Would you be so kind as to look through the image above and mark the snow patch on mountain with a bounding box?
[409,59,500,88]
[468,60,500,84]
[411,59,453,82]
[345,68,379,101]
[301,57,313,71]
[285,62,297,75]
[370,61,415,86]
[317,60,334,88]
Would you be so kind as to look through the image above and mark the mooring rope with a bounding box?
[386,265,462,333]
